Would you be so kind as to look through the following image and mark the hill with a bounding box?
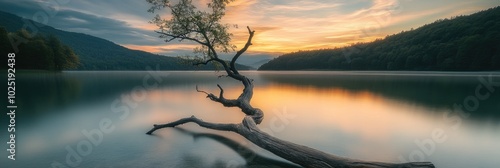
[0,11,250,70]
[1,28,79,70]
[259,6,500,71]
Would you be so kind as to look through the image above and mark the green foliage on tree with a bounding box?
[259,6,500,71]
[48,35,79,70]
[0,11,252,71]
[147,0,238,69]
[0,27,10,66]
[0,27,80,70]
[0,27,9,51]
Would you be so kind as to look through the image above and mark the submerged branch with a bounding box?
[145,2,434,166]
[147,116,434,168]
[146,115,237,134]
[196,85,239,107]
[174,127,302,168]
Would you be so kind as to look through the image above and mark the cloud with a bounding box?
[223,0,499,53]
[1,0,498,59]
[0,0,164,46]
[221,0,400,52]
[123,44,198,56]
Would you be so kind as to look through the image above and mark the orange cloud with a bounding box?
[222,0,497,54]
[124,0,498,55]
[123,44,197,54]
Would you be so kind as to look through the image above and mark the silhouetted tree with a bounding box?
[144,0,434,167]
[0,27,10,69]
[0,27,79,70]
[48,35,79,70]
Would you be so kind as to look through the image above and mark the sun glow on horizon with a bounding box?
[120,0,498,56]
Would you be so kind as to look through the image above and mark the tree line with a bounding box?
[0,11,252,71]
[259,6,500,71]
[1,27,79,71]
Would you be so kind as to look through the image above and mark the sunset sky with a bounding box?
[1,0,499,60]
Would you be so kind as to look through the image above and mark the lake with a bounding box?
[1,71,500,168]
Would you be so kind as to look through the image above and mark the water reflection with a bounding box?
[258,71,500,121]
[1,71,499,168]
[174,128,301,168]
[15,71,81,117]
[251,83,440,162]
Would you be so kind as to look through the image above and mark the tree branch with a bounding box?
[148,116,434,168]
[230,26,255,74]
[174,127,302,168]
[195,29,243,81]
[146,115,238,134]
[193,58,216,66]
[217,84,224,99]
[196,85,239,107]
[146,1,434,167]
[155,31,208,46]
[195,85,210,95]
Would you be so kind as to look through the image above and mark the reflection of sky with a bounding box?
[0,0,498,57]
[3,71,500,167]
[253,84,437,160]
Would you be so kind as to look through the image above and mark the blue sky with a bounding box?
[0,0,498,59]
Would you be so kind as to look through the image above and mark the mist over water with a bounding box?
[1,71,499,168]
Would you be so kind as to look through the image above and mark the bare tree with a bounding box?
[145,0,435,167]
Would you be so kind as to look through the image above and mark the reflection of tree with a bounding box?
[144,0,434,167]
[260,73,500,121]
[175,128,301,168]
[258,7,500,71]
[178,154,229,168]
[16,72,81,117]
[0,27,79,70]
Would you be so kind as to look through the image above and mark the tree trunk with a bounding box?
[147,115,434,168]
[174,127,302,168]
[146,26,434,168]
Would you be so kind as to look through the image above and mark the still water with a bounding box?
[1,71,500,168]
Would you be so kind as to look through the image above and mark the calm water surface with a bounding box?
[1,71,500,168]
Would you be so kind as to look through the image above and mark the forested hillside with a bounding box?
[259,7,500,71]
[1,27,79,70]
[0,11,249,70]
